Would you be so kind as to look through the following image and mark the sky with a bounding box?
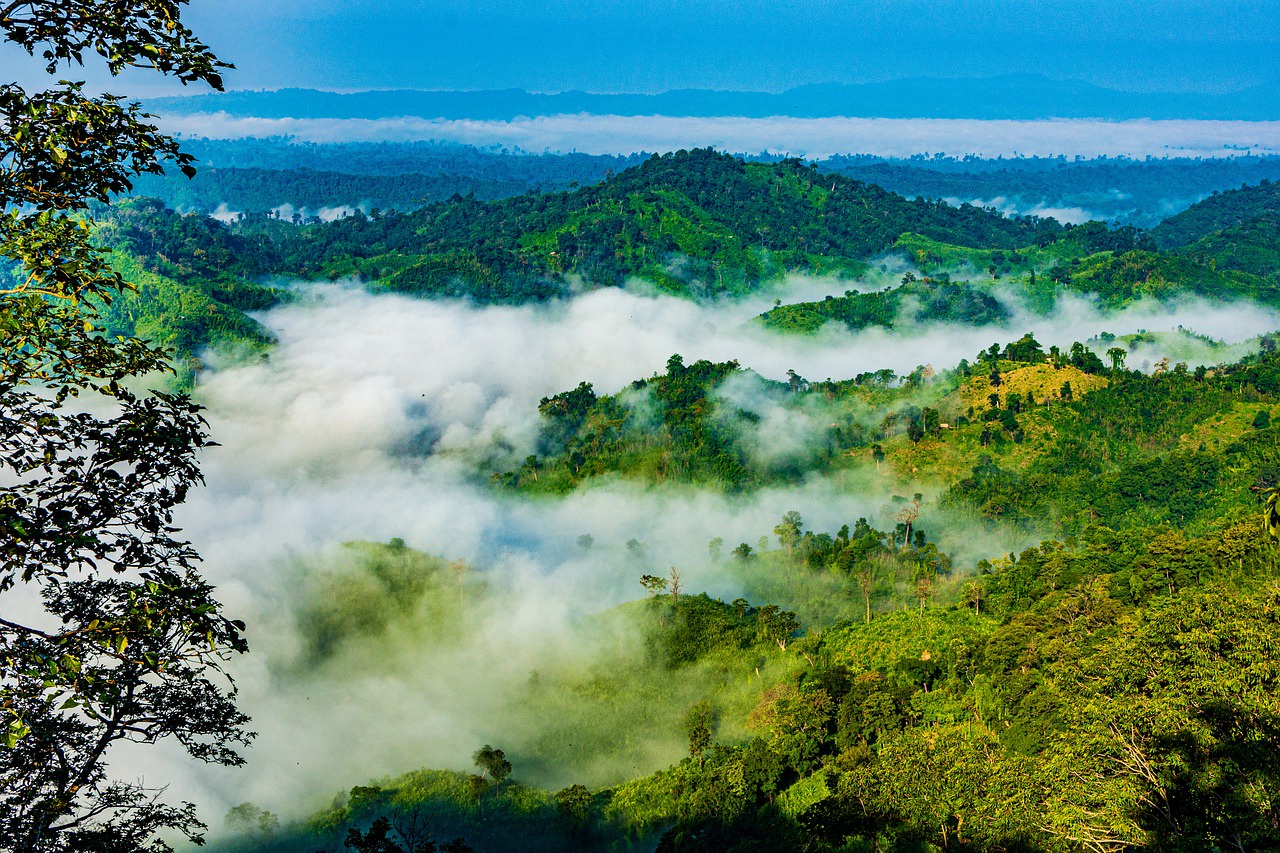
[3,0,1278,96]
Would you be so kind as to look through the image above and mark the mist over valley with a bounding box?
[6,7,1280,851]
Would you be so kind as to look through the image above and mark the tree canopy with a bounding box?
[0,2,249,851]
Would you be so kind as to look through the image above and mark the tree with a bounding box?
[225,803,279,841]
[1040,588,1280,850]
[774,510,803,558]
[472,744,512,784]
[871,443,885,472]
[746,684,833,772]
[1107,346,1128,372]
[960,580,984,615]
[345,817,409,853]
[0,3,249,851]
[554,784,592,827]
[683,700,716,766]
[756,605,799,651]
[740,737,784,803]
[390,804,441,853]
[344,813,469,853]
[522,454,541,481]
[894,495,921,550]
[640,574,668,596]
[914,575,935,614]
[856,565,875,623]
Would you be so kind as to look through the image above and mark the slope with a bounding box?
[1150,178,1280,249]
[261,149,1063,299]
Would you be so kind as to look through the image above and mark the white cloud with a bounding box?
[160,111,1280,158]
[209,202,244,223]
[120,280,1277,826]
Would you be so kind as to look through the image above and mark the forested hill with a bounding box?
[126,139,1280,227]
[258,148,1063,299]
[1151,178,1280,248]
[129,167,565,214]
[218,334,1280,853]
[90,162,1280,369]
[86,198,285,374]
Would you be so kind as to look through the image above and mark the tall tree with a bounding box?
[682,701,715,766]
[0,3,248,851]
[773,510,803,559]
[472,744,512,784]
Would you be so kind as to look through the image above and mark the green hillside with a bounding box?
[1180,217,1280,285]
[497,333,1280,537]
[89,198,286,374]
[758,277,1010,335]
[1150,178,1280,249]
[257,149,1064,299]
[215,335,1280,851]
[87,159,1280,375]
[1052,248,1279,306]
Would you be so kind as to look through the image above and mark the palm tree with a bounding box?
[1264,487,1280,539]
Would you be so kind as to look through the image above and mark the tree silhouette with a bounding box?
[0,3,248,851]
[472,744,512,783]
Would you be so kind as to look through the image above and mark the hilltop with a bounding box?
[257,148,1060,300]
[90,161,1280,373]
[214,335,1280,853]
[1151,179,1280,249]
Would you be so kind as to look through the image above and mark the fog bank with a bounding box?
[119,279,1277,832]
[161,112,1280,159]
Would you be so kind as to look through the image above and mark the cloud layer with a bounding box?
[119,279,1278,828]
[162,113,1280,158]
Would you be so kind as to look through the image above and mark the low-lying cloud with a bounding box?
[122,279,1279,833]
[160,112,1280,159]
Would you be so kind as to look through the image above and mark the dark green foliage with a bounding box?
[1151,178,1280,248]
[88,197,284,364]
[500,356,757,492]
[345,817,405,853]
[247,149,1059,300]
[643,593,785,669]
[554,784,592,825]
[822,154,1280,228]
[758,278,1009,334]
[682,701,716,764]
[473,745,513,784]
[342,813,474,853]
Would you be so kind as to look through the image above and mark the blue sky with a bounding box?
[4,0,1279,95]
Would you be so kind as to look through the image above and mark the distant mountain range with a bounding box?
[149,75,1280,121]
